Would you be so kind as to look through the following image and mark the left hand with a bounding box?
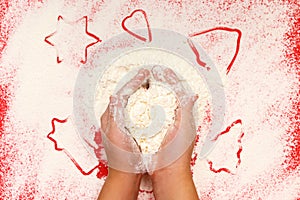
[100,68,150,173]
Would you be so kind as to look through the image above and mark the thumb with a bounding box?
[181,94,198,112]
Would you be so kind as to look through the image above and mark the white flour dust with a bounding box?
[125,81,177,154]
[1,1,299,199]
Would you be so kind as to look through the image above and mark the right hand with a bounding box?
[150,66,199,200]
[151,65,198,171]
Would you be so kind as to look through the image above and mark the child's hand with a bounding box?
[100,68,150,173]
[150,66,199,200]
[150,65,198,171]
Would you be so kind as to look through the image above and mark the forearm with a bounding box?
[98,168,142,200]
[151,167,199,200]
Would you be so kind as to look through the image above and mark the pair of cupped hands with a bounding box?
[98,66,199,200]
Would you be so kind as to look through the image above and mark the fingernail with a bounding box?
[143,69,150,76]
[110,95,117,104]
[138,69,149,77]
[192,94,199,102]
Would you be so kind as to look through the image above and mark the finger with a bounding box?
[116,68,150,100]
[100,107,109,124]
[181,95,198,137]
[100,106,109,133]
[161,104,182,147]
[151,65,165,82]
[163,68,180,85]
[163,68,187,98]
[182,94,198,113]
[171,95,197,130]
[108,96,124,123]
[173,101,182,130]
[109,95,128,133]
[108,96,114,119]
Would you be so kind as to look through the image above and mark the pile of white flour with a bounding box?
[125,79,177,153]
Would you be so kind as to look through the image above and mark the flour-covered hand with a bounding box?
[151,65,198,170]
[100,68,150,173]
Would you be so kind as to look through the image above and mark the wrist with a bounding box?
[150,167,197,200]
[151,166,192,185]
[108,167,142,184]
[98,168,142,200]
